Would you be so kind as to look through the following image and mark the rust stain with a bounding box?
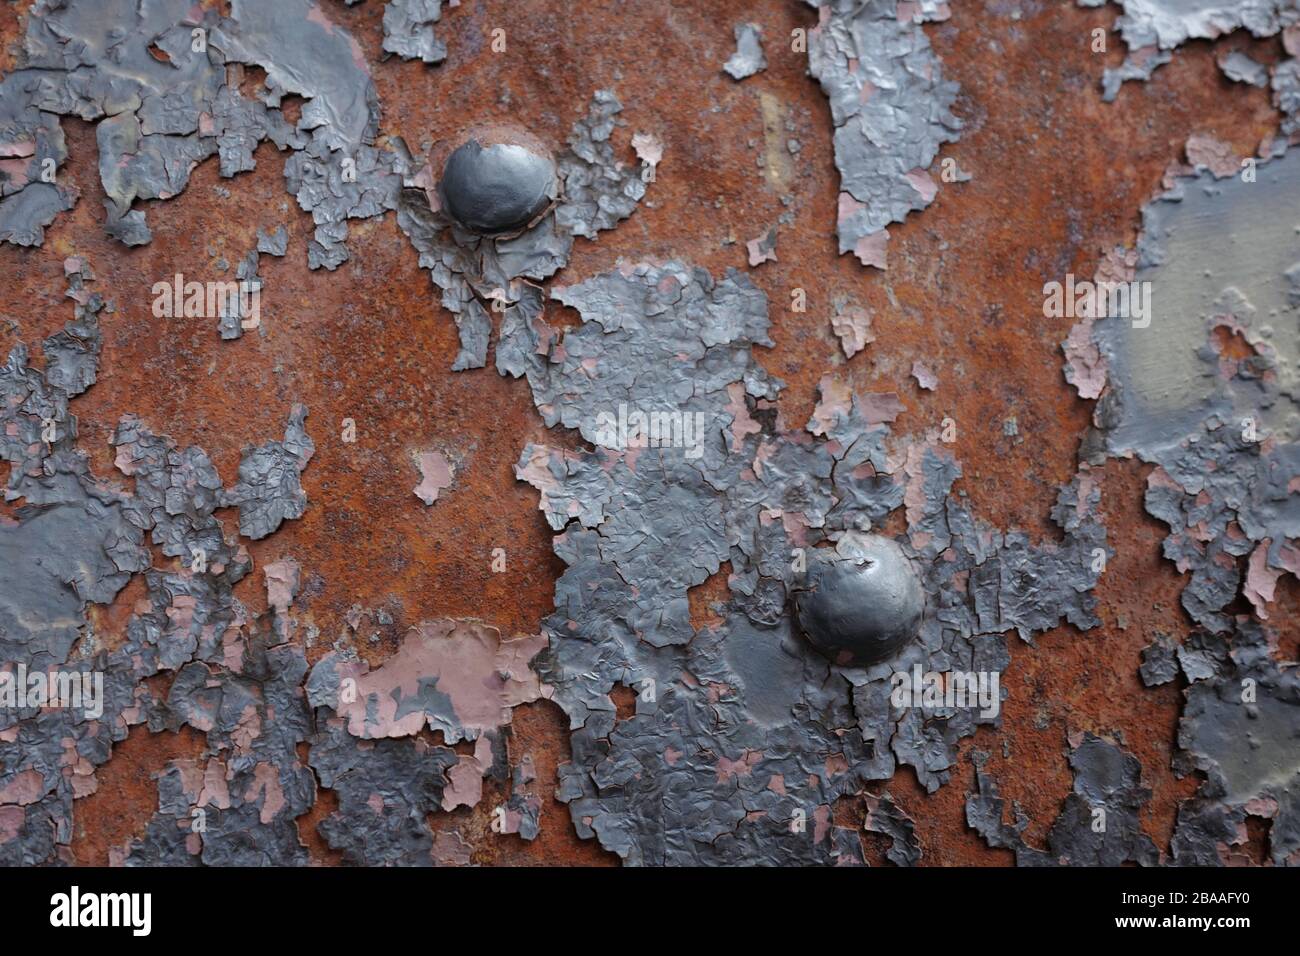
[0,0,1284,865]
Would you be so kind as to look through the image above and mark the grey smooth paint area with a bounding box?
[1098,149,1300,455]
[439,140,557,235]
[794,533,924,667]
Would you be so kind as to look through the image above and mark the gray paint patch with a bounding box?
[382,0,449,65]
[968,733,1159,865]
[806,0,961,267]
[513,260,1106,862]
[1082,0,1298,99]
[723,23,768,80]
[1220,50,1270,86]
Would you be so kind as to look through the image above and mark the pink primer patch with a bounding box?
[831,302,874,359]
[1285,23,1300,56]
[808,374,853,438]
[1244,795,1279,818]
[853,230,889,269]
[1096,245,1138,286]
[432,829,473,866]
[197,760,232,810]
[0,138,35,158]
[724,382,762,453]
[322,620,549,740]
[746,229,778,267]
[263,558,300,614]
[0,769,44,806]
[813,804,832,844]
[631,132,663,168]
[0,806,24,844]
[413,450,454,506]
[1244,541,1281,619]
[715,750,762,783]
[0,158,30,190]
[858,392,904,425]
[1185,133,1240,179]
[905,168,938,202]
[442,737,494,811]
[837,191,866,224]
[251,763,285,824]
[1063,316,1108,399]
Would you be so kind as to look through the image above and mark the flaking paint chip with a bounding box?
[413,450,454,506]
[723,23,767,81]
[831,299,875,358]
[746,226,777,267]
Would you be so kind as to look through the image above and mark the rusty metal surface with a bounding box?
[1,0,1296,866]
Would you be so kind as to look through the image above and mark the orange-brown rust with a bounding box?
[68,723,208,866]
[0,0,1286,866]
[688,561,732,633]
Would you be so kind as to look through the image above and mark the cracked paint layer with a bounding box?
[394,89,649,370]
[724,23,768,81]
[1073,145,1300,634]
[1082,0,1300,106]
[1059,130,1300,865]
[382,0,449,65]
[968,732,1159,865]
[511,260,1106,863]
[2,0,1293,871]
[5,0,395,268]
[806,0,962,267]
[0,252,325,864]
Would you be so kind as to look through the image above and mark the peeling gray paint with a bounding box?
[1077,149,1300,634]
[220,405,315,540]
[1082,0,1299,101]
[382,0,449,65]
[394,90,649,370]
[4,0,389,267]
[257,225,289,257]
[806,0,961,267]
[0,252,330,865]
[1061,133,1300,866]
[968,733,1160,865]
[0,71,76,246]
[723,23,768,81]
[1219,50,1270,86]
[2,0,1285,871]
[512,261,1106,862]
[862,791,921,865]
[1171,621,1300,865]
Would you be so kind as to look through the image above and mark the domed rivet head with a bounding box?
[794,533,924,667]
[438,127,557,236]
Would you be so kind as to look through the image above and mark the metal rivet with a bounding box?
[438,131,557,235]
[794,534,923,667]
